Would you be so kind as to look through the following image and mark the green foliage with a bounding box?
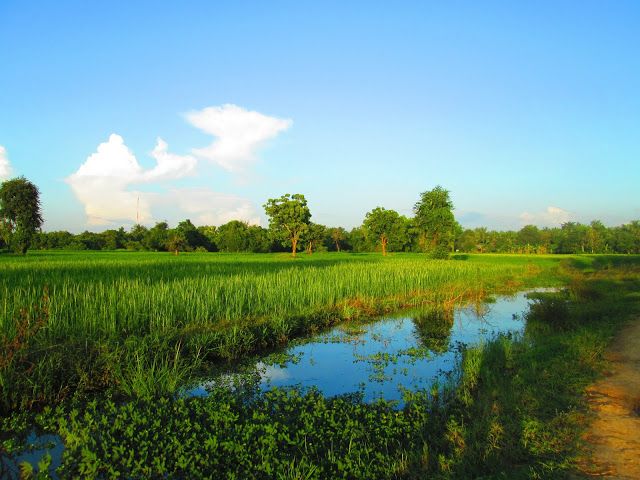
[263,193,311,256]
[429,245,450,260]
[303,222,326,254]
[362,207,406,255]
[0,177,43,254]
[175,219,210,251]
[413,186,455,253]
[326,226,348,251]
[144,221,170,251]
[214,220,271,253]
[166,231,188,255]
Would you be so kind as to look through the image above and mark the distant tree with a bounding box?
[348,226,370,253]
[327,227,347,252]
[611,221,640,254]
[0,177,43,254]
[517,225,541,253]
[102,227,127,250]
[144,221,170,251]
[166,232,187,256]
[32,230,74,250]
[304,223,326,254]
[362,207,404,256]
[263,194,311,257]
[558,222,588,254]
[129,224,148,242]
[586,220,608,254]
[456,229,478,252]
[197,225,218,251]
[176,219,210,250]
[246,225,272,253]
[216,220,250,252]
[77,231,106,250]
[413,186,455,257]
[125,224,148,250]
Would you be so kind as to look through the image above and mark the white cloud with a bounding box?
[186,104,292,174]
[162,188,261,226]
[519,206,572,227]
[0,145,13,180]
[67,134,257,227]
[141,138,197,182]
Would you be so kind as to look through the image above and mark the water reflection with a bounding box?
[413,307,454,354]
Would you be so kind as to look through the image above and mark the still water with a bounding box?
[191,289,547,402]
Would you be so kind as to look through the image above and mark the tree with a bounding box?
[246,225,271,253]
[517,225,541,253]
[304,223,326,254]
[176,219,210,250]
[362,207,404,256]
[327,227,347,252]
[144,221,170,251]
[101,227,127,250]
[586,220,608,253]
[197,225,218,251]
[413,186,455,256]
[263,194,311,257]
[0,177,43,254]
[216,220,250,252]
[126,224,148,251]
[166,232,187,256]
[348,226,371,252]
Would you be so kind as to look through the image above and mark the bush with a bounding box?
[429,246,450,260]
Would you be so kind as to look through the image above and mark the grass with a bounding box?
[0,251,559,411]
[2,252,639,478]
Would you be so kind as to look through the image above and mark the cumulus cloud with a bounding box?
[141,138,197,182]
[519,206,572,227]
[186,104,292,174]
[67,134,257,226]
[0,145,12,180]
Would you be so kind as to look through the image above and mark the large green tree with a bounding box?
[263,193,311,257]
[362,207,404,256]
[413,186,455,256]
[0,176,43,254]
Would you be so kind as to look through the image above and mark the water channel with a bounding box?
[5,289,549,477]
[189,289,549,403]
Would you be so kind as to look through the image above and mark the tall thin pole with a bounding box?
[136,196,140,224]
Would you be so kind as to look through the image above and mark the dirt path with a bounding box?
[578,318,640,479]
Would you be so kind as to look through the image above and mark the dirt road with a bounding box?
[578,318,640,479]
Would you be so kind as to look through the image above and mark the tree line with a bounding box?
[1,177,639,255]
[26,215,640,255]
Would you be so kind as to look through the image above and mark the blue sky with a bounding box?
[1,1,639,232]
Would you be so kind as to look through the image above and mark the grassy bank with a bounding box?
[0,252,560,411]
[2,255,638,478]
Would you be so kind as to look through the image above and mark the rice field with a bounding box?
[0,251,552,342]
[0,251,562,412]
[4,252,640,478]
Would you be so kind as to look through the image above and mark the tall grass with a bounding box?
[0,252,534,341]
[0,251,553,410]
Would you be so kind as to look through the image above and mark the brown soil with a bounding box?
[577,318,640,479]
